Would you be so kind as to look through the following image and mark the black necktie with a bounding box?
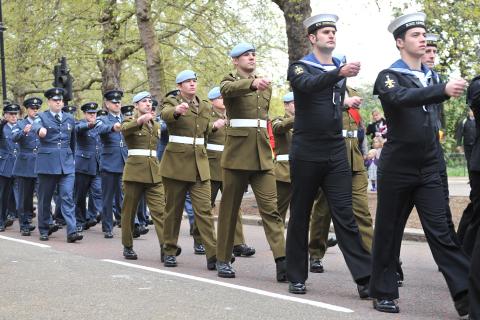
[55,114,60,122]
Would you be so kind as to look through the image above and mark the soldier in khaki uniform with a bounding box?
[216,43,286,281]
[160,70,221,270]
[272,92,295,223]
[206,87,255,257]
[120,91,167,260]
[308,85,374,271]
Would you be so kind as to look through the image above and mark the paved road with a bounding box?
[0,221,463,320]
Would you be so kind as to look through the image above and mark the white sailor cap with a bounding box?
[303,14,339,34]
[388,12,426,39]
[426,33,440,47]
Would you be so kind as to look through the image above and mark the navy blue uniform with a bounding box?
[74,120,101,229]
[0,122,18,229]
[32,111,77,237]
[96,113,128,232]
[369,60,469,302]
[11,117,40,231]
[285,53,371,286]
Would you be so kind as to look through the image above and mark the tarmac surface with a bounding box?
[0,220,465,320]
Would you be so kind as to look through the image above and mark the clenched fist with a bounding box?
[445,79,467,98]
[339,62,361,78]
[252,78,271,91]
[175,102,189,116]
[38,127,47,138]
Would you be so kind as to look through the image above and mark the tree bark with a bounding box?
[135,0,167,100]
[272,0,311,65]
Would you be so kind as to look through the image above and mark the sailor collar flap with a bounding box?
[388,59,433,88]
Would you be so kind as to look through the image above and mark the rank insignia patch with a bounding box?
[294,65,304,75]
[385,75,396,89]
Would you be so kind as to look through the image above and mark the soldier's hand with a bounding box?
[213,118,226,129]
[345,96,363,108]
[112,122,122,132]
[252,78,271,91]
[137,113,153,125]
[38,128,47,138]
[23,124,32,134]
[175,102,189,115]
[339,62,361,78]
[445,79,467,97]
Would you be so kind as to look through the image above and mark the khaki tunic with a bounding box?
[272,115,294,183]
[207,108,226,182]
[220,72,273,171]
[160,95,211,182]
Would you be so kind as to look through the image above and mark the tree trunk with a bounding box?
[272,0,311,65]
[99,0,123,94]
[135,0,166,100]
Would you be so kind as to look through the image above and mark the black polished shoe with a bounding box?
[123,247,138,260]
[233,244,256,257]
[207,256,217,270]
[5,216,15,227]
[86,219,97,229]
[396,272,403,287]
[28,224,36,232]
[276,258,287,282]
[104,232,113,239]
[327,237,338,248]
[138,225,149,235]
[454,291,469,317]
[147,218,153,225]
[76,225,84,233]
[164,255,177,267]
[133,225,141,238]
[39,234,49,241]
[115,219,121,228]
[21,229,31,236]
[194,242,206,255]
[288,282,306,294]
[310,258,324,273]
[48,224,59,236]
[160,246,182,262]
[67,232,83,243]
[357,284,369,299]
[373,299,399,313]
[217,261,235,278]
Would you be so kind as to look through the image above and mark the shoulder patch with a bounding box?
[294,65,305,75]
[384,74,396,89]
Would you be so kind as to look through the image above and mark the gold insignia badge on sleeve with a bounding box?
[385,75,396,89]
[294,65,304,75]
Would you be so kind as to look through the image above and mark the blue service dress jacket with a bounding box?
[32,111,76,175]
[11,118,40,178]
[96,114,128,173]
[75,120,101,176]
[0,122,18,178]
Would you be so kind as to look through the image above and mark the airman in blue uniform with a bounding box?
[74,102,103,234]
[96,90,128,237]
[32,88,83,243]
[11,98,42,236]
[0,103,20,232]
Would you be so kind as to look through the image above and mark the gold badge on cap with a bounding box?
[385,75,396,89]
[294,65,304,75]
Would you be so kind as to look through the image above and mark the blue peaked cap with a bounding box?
[176,70,197,84]
[207,87,221,100]
[229,43,255,58]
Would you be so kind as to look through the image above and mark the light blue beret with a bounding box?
[229,43,255,58]
[132,91,151,103]
[283,92,294,103]
[207,87,221,100]
[175,70,197,84]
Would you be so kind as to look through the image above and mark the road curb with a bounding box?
[209,215,427,242]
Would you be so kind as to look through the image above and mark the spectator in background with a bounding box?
[455,109,476,169]
[366,109,388,142]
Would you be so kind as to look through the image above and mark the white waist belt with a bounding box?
[230,119,267,128]
[169,135,205,145]
[128,149,157,157]
[276,154,289,161]
[342,130,358,138]
[207,143,224,151]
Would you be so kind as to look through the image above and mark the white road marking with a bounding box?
[102,259,354,313]
[0,235,51,248]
